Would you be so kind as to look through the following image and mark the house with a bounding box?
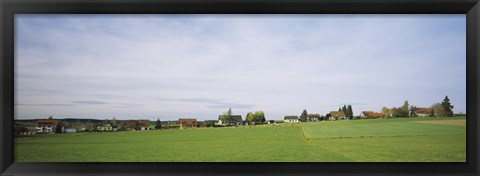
[179,118,197,129]
[64,125,76,133]
[328,111,346,120]
[360,111,382,118]
[197,121,207,128]
[35,119,63,133]
[97,123,113,132]
[217,115,243,126]
[307,114,321,122]
[284,116,299,123]
[65,128,76,133]
[125,120,151,131]
[413,108,433,117]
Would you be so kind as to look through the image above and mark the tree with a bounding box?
[347,105,353,119]
[401,100,409,117]
[341,105,347,115]
[430,108,435,117]
[253,111,266,123]
[104,118,110,124]
[381,107,390,118]
[338,107,342,112]
[432,103,445,117]
[112,117,117,126]
[441,96,454,117]
[247,112,255,123]
[409,106,417,117]
[227,108,232,116]
[155,118,162,129]
[48,116,53,120]
[300,109,308,122]
[55,122,63,133]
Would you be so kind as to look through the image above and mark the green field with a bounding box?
[14,117,466,162]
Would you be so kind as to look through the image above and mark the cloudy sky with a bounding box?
[14,14,466,120]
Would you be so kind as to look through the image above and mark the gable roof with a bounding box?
[415,108,432,114]
[35,120,60,126]
[307,114,320,118]
[218,115,243,122]
[329,111,345,117]
[284,116,299,120]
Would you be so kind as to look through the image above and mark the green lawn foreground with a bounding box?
[14,117,466,162]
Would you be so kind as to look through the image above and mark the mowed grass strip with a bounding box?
[301,118,466,139]
[14,117,466,162]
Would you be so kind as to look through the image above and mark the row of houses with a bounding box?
[34,119,152,134]
[282,107,434,123]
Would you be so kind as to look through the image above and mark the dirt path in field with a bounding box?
[415,120,466,126]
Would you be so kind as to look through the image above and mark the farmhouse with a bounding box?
[307,114,321,122]
[284,116,300,123]
[217,115,243,126]
[125,120,151,131]
[360,111,382,118]
[328,111,347,120]
[64,125,76,133]
[179,118,197,129]
[97,123,113,132]
[35,119,63,133]
[413,108,433,117]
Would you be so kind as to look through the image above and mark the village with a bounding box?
[14,96,462,136]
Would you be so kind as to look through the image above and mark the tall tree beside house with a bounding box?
[381,107,390,118]
[338,107,341,112]
[432,103,445,117]
[247,112,255,123]
[409,106,418,117]
[347,105,353,119]
[253,111,266,123]
[55,122,62,133]
[300,109,308,122]
[401,101,409,117]
[105,118,110,124]
[155,118,162,129]
[341,105,347,115]
[48,116,53,120]
[441,96,454,117]
[430,108,435,117]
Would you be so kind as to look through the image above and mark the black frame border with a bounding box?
[1,0,479,175]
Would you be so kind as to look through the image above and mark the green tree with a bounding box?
[432,103,445,117]
[300,109,308,122]
[347,105,353,119]
[409,106,417,117]
[155,118,162,129]
[341,105,347,115]
[253,111,266,123]
[55,123,62,133]
[401,100,409,117]
[48,116,53,120]
[247,112,255,123]
[338,107,341,112]
[380,107,389,118]
[441,96,454,117]
[105,118,110,124]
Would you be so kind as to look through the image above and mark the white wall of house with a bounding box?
[65,128,76,133]
[36,126,54,133]
[284,119,299,123]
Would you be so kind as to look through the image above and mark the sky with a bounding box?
[14,14,466,121]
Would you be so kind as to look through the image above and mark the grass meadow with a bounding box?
[14,117,466,162]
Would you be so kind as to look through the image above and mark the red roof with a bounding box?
[36,120,60,126]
